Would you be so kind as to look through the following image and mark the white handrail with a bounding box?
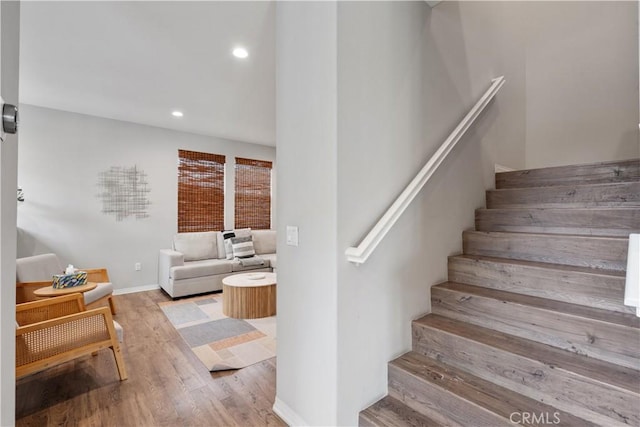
[345,76,506,265]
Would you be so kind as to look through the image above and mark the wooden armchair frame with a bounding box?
[16,294,127,381]
[16,267,116,314]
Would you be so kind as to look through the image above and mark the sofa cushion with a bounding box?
[252,230,276,255]
[235,228,252,238]
[231,236,255,258]
[231,258,271,272]
[171,259,233,281]
[215,232,226,260]
[173,232,218,261]
[261,254,277,270]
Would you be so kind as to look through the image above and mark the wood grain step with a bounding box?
[412,315,640,426]
[388,351,597,427]
[486,182,640,209]
[448,255,633,314]
[431,282,640,369]
[463,231,629,271]
[475,207,640,237]
[359,395,442,427]
[496,159,640,189]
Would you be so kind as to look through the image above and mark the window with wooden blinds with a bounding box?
[234,157,273,230]
[178,150,225,232]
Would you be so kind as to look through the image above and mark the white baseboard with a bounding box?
[113,284,161,295]
[494,163,516,173]
[273,397,308,427]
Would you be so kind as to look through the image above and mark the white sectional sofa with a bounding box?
[158,229,276,298]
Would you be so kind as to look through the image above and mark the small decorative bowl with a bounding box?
[52,271,88,289]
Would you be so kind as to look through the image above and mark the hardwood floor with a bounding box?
[16,290,285,427]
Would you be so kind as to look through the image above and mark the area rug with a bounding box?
[158,294,276,371]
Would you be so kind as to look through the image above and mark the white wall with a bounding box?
[17,105,276,291]
[335,2,521,424]
[0,1,20,424]
[274,2,339,425]
[523,1,638,168]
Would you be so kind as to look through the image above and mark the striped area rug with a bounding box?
[159,294,276,371]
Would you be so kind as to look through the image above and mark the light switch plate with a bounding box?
[286,226,299,246]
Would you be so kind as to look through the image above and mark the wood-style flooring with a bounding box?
[16,289,285,427]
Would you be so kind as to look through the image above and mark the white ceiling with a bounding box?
[19,1,276,146]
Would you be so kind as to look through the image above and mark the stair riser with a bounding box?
[495,159,640,189]
[486,182,640,209]
[431,287,640,369]
[448,256,632,314]
[463,231,628,271]
[475,208,640,237]
[412,321,639,427]
[388,364,507,427]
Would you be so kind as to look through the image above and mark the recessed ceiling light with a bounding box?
[232,47,249,59]
[172,111,184,118]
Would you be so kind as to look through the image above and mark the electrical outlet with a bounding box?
[135,262,142,271]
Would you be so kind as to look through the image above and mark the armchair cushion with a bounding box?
[16,253,62,282]
[84,282,114,306]
[17,254,116,315]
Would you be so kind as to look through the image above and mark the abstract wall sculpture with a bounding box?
[97,165,151,221]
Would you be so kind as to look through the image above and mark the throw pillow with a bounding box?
[231,236,256,259]
[222,230,236,260]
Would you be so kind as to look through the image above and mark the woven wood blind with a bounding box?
[234,157,272,230]
[178,150,226,232]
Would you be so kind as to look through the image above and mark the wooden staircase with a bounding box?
[360,159,640,427]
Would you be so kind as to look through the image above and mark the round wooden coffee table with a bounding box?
[33,282,97,297]
[222,272,276,319]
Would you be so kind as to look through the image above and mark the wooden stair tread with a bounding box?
[391,351,598,427]
[359,395,442,427]
[475,207,640,237]
[496,159,640,189]
[487,181,640,208]
[414,315,640,394]
[450,254,626,277]
[432,282,640,368]
[435,281,640,329]
[448,254,634,314]
[463,230,629,271]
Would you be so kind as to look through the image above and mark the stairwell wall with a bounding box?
[523,1,638,168]
[335,2,526,425]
